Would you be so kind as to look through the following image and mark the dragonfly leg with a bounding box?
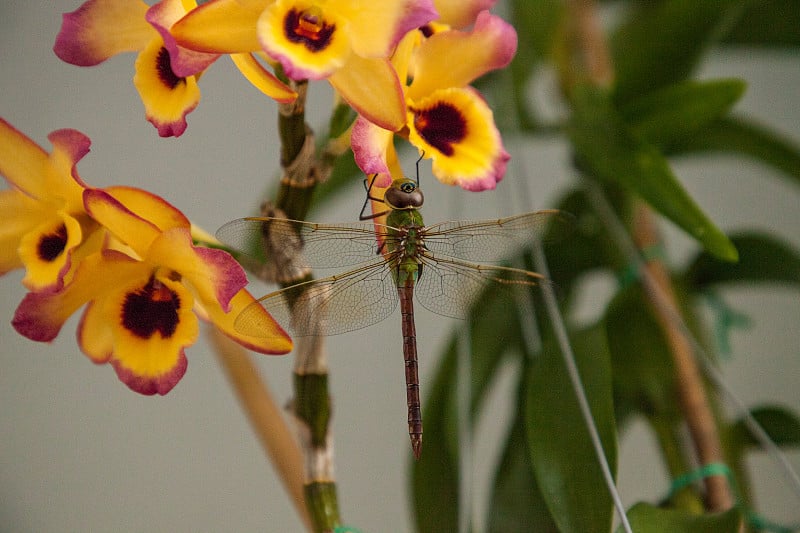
[358,174,390,221]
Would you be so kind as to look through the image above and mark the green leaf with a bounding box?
[412,288,523,533]
[487,0,564,131]
[620,79,747,150]
[722,0,800,46]
[605,286,680,420]
[670,116,800,189]
[308,150,361,214]
[541,187,627,302]
[617,502,742,533]
[611,0,748,101]
[525,324,617,533]
[410,342,459,533]
[730,405,800,449]
[686,232,800,288]
[488,402,559,533]
[569,85,738,261]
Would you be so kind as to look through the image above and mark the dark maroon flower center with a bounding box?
[122,276,180,339]
[38,223,68,262]
[284,8,336,52]
[413,103,467,156]
[156,47,184,90]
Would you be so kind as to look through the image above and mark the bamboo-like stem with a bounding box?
[208,329,312,531]
[632,205,734,511]
[567,0,734,512]
[274,80,342,533]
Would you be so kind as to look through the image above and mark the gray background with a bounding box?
[2,2,799,531]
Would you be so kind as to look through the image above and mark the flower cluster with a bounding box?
[1,119,292,394]
[54,0,516,191]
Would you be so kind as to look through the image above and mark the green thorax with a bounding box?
[385,207,425,286]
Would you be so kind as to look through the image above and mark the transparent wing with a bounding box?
[421,209,569,263]
[234,260,399,337]
[414,253,546,319]
[217,217,393,269]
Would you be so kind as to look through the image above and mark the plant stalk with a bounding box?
[208,329,312,530]
[633,204,734,511]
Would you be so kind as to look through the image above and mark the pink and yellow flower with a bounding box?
[12,187,292,395]
[172,0,438,131]
[0,118,99,291]
[2,119,291,394]
[54,0,296,137]
[352,11,516,192]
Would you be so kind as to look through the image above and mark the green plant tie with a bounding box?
[616,244,666,288]
[667,462,799,532]
[703,291,752,358]
[334,526,364,533]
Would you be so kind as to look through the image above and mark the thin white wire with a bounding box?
[582,178,800,501]
[446,180,474,533]
[507,151,634,533]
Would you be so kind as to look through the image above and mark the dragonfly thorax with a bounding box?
[384,178,424,211]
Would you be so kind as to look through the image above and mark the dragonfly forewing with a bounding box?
[217,217,393,270]
[234,260,400,338]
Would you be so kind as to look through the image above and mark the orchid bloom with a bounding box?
[172,0,438,131]
[12,187,292,395]
[0,118,101,292]
[352,11,517,192]
[54,0,296,137]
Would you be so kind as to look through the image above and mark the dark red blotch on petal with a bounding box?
[122,276,180,339]
[156,47,184,90]
[38,223,68,262]
[284,8,336,52]
[413,103,467,157]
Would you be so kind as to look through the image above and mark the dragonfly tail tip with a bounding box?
[411,435,422,460]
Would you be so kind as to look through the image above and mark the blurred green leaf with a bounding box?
[730,405,800,449]
[488,400,559,533]
[621,79,747,150]
[611,0,748,101]
[670,116,800,189]
[617,502,742,533]
[722,0,800,46]
[410,341,459,533]
[569,85,738,261]
[605,286,680,420]
[541,187,627,303]
[484,0,565,132]
[686,232,800,288]
[412,288,523,532]
[308,149,361,215]
[525,324,617,533]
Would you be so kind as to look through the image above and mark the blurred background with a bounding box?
[1,1,798,531]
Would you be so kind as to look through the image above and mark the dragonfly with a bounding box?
[217,175,564,459]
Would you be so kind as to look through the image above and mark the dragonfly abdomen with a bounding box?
[398,282,423,460]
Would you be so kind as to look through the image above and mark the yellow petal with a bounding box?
[230,53,297,103]
[133,38,201,137]
[18,212,84,291]
[328,56,405,131]
[172,0,268,53]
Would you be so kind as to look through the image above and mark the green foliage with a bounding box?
[406,0,800,530]
[618,502,742,532]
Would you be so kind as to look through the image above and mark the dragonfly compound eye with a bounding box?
[386,180,424,210]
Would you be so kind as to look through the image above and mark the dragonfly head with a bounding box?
[385,179,424,210]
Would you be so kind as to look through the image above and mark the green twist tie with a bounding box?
[334,527,364,533]
[703,291,752,358]
[616,244,666,289]
[667,463,799,532]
